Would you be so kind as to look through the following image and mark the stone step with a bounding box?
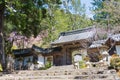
[48,65,74,70]
[17,67,110,73]
[16,69,116,76]
[0,74,119,80]
[1,73,119,79]
[0,66,119,80]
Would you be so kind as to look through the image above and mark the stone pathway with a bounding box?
[0,65,120,80]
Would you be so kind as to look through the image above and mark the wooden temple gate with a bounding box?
[51,27,96,65]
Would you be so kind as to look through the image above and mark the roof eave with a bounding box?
[51,38,93,46]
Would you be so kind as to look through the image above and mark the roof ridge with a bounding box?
[60,26,95,36]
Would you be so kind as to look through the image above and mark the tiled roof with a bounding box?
[89,44,103,48]
[32,45,53,54]
[12,48,32,57]
[32,45,45,53]
[51,27,96,45]
[89,40,106,48]
[12,45,62,57]
[32,45,62,54]
[110,33,120,41]
[12,48,31,55]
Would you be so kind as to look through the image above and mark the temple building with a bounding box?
[12,27,97,68]
[51,27,96,65]
[12,27,120,69]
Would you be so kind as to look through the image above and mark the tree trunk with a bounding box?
[0,1,5,70]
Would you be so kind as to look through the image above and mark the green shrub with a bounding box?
[110,56,120,70]
[39,67,47,70]
[38,61,52,70]
[0,63,3,71]
[45,61,52,69]
[79,61,86,68]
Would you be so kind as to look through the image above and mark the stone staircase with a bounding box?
[0,65,120,80]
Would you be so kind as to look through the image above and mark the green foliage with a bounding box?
[71,0,85,15]
[42,9,92,46]
[1,0,93,62]
[92,0,120,28]
[4,40,12,54]
[62,0,92,30]
[3,0,92,47]
[0,63,3,71]
[83,56,90,62]
[3,0,62,37]
[5,0,42,37]
[92,0,108,22]
[102,0,120,26]
[45,61,52,69]
[39,61,52,70]
[39,67,47,70]
[110,56,120,70]
[79,61,86,68]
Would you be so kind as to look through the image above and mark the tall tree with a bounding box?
[62,0,92,30]
[0,0,61,69]
[0,0,5,69]
[41,0,92,47]
[92,0,120,30]
[92,0,105,20]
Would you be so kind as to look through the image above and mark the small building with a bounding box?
[88,40,108,53]
[106,34,120,56]
[12,45,62,69]
[88,40,109,62]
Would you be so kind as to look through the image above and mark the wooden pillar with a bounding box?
[66,48,72,65]
[61,47,67,65]
[53,54,55,66]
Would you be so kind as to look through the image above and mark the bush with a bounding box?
[45,61,52,69]
[0,63,3,72]
[110,56,120,70]
[79,61,86,68]
[38,61,52,70]
[39,67,47,70]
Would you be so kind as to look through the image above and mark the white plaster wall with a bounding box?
[116,45,120,55]
[74,55,82,62]
[37,55,45,67]
[107,56,111,66]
